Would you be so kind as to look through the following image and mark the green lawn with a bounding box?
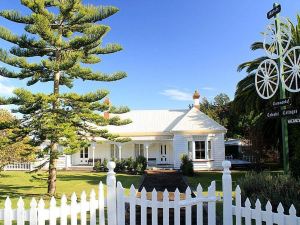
[0,171,142,208]
[187,170,247,194]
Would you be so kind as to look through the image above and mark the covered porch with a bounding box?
[70,136,175,168]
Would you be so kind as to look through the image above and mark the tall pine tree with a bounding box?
[0,0,130,195]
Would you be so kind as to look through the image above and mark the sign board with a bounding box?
[266,111,280,119]
[272,98,291,108]
[266,108,299,119]
[288,118,300,124]
[281,108,299,117]
[267,4,281,19]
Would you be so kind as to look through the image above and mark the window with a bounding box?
[135,144,144,157]
[195,141,205,159]
[207,141,212,159]
[188,141,193,159]
[110,144,119,159]
[80,147,88,159]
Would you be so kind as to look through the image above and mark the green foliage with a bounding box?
[0,0,131,194]
[0,109,37,171]
[94,157,147,174]
[180,154,194,176]
[238,172,300,214]
[134,156,147,174]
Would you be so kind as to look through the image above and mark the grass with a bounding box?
[187,170,247,193]
[0,170,142,208]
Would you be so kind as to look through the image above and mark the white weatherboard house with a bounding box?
[70,91,227,170]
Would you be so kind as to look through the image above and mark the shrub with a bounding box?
[180,154,194,176]
[238,172,300,214]
[115,159,127,172]
[93,160,102,172]
[134,156,147,174]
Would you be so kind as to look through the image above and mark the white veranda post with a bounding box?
[91,142,96,167]
[145,143,149,165]
[118,144,122,161]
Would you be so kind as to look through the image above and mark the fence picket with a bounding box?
[117,182,125,225]
[245,198,251,225]
[235,186,242,225]
[141,188,147,225]
[151,188,158,225]
[196,184,203,225]
[129,185,136,225]
[30,198,38,225]
[287,205,297,225]
[4,197,12,225]
[276,203,285,225]
[17,197,25,225]
[163,189,169,225]
[174,188,180,225]
[49,197,56,225]
[185,187,192,225]
[98,182,105,225]
[60,195,67,225]
[208,181,216,225]
[90,189,96,225]
[80,191,87,225]
[265,201,273,225]
[254,199,262,225]
[38,198,45,225]
[71,192,78,225]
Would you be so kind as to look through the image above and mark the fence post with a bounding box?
[222,160,232,225]
[107,161,117,225]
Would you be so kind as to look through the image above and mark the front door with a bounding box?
[159,144,168,164]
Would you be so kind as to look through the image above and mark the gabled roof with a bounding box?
[106,109,187,135]
[105,107,226,136]
[171,107,226,133]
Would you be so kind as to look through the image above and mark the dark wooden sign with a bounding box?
[272,98,291,108]
[266,108,299,119]
[266,111,280,119]
[288,118,300,124]
[267,4,281,19]
[281,108,299,117]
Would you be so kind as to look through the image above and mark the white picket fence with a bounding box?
[3,162,33,171]
[0,161,299,225]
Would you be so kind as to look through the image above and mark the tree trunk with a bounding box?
[47,71,61,195]
[48,143,58,195]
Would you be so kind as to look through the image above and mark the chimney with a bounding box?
[193,90,200,109]
[103,98,110,119]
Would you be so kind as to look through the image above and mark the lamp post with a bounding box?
[91,141,96,167]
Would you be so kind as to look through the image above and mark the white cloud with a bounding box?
[200,87,216,91]
[0,81,15,95]
[161,89,191,101]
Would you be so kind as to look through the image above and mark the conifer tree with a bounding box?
[0,0,130,195]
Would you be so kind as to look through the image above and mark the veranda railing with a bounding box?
[0,161,299,225]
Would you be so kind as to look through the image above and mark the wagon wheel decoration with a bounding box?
[263,17,291,59]
[255,59,279,99]
[281,46,300,92]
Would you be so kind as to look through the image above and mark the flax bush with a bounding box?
[238,172,300,214]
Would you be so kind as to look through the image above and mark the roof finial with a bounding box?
[193,90,200,110]
[193,90,200,99]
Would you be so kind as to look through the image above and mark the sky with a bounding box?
[0,0,299,110]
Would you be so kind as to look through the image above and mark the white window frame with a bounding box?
[188,136,214,161]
